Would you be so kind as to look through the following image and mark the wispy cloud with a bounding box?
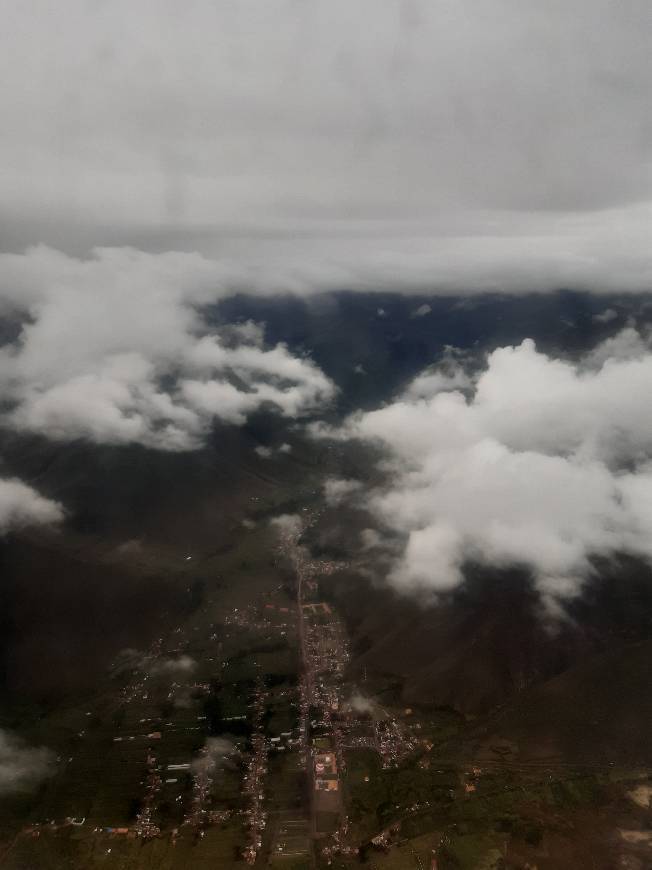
[0,730,55,795]
[323,477,363,507]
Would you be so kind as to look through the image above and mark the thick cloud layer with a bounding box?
[1,2,652,292]
[338,330,652,610]
[0,730,55,795]
[0,477,63,533]
[0,247,334,450]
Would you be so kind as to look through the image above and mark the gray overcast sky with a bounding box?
[1,0,652,291]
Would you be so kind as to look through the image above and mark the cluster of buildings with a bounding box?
[34,506,429,864]
[314,752,339,794]
[241,681,270,864]
[319,826,359,865]
[305,618,350,682]
[374,717,419,769]
[134,750,162,839]
[184,749,215,832]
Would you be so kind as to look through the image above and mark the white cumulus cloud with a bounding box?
[336,330,652,610]
[0,478,63,534]
[0,247,335,451]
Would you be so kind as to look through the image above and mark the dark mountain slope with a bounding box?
[326,562,652,722]
[217,290,648,413]
[475,637,652,764]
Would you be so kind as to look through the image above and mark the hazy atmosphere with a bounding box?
[2,3,652,869]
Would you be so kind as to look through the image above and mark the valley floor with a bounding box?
[2,512,652,870]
